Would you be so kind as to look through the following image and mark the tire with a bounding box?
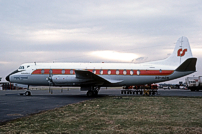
[93,90,98,96]
[25,91,31,96]
[87,91,94,97]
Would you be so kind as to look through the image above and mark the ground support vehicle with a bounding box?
[185,76,202,91]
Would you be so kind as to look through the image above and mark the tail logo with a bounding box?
[177,49,187,57]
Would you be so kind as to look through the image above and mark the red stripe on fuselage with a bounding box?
[140,70,173,75]
[31,69,174,76]
[32,69,75,75]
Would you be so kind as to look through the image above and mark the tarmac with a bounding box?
[1,88,202,124]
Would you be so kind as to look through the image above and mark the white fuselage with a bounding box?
[8,62,193,87]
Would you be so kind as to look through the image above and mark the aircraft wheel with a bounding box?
[87,91,94,97]
[93,90,98,96]
[25,91,31,96]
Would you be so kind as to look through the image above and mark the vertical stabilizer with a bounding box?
[148,36,193,66]
[167,36,193,66]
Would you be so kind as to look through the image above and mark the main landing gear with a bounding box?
[86,86,100,97]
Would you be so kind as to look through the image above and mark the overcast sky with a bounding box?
[0,0,202,83]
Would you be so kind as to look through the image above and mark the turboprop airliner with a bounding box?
[6,36,197,97]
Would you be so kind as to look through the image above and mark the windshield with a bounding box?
[19,66,24,69]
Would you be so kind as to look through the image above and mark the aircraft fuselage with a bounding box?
[7,62,194,87]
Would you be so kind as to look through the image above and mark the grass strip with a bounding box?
[1,96,202,133]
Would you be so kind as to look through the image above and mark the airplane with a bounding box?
[6,36,197,97]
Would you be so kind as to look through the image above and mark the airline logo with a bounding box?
[177,49,187,57]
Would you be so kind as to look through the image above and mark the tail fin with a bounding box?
[165,36,193,66]
[148,36,193,66]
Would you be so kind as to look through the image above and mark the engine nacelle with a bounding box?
[51,75,89,84]
[52,75,77,83]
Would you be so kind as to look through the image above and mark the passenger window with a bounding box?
[116,69,119,75]
[41,69,44,74]
[93,69,96,74]
[130,70,134,75]
[137,70,140,75]
[62,69,65,74]
[108,69,111,75]
[100,69,103,75]
[70,69,74,74]
[123,69,127,75]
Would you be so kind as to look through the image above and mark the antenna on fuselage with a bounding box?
[34,62,36,65]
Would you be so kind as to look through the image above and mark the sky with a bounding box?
[0,0,202,84]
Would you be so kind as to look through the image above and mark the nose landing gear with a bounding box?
[25,91,31,96]
[25,85,31,96]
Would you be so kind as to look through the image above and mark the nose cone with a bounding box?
[6,70,19,82]
[6,75,10,82]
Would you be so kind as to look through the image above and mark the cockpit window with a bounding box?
[19,66,24,69]
[27,65,30,68]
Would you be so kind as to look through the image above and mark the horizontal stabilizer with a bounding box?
[175,58,197,71]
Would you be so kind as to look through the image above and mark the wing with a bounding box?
[75,70,123,85]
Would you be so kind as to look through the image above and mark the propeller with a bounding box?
[46,69,53,94]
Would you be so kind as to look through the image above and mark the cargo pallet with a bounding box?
[121,89,158,96]
[121,84,158,96]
